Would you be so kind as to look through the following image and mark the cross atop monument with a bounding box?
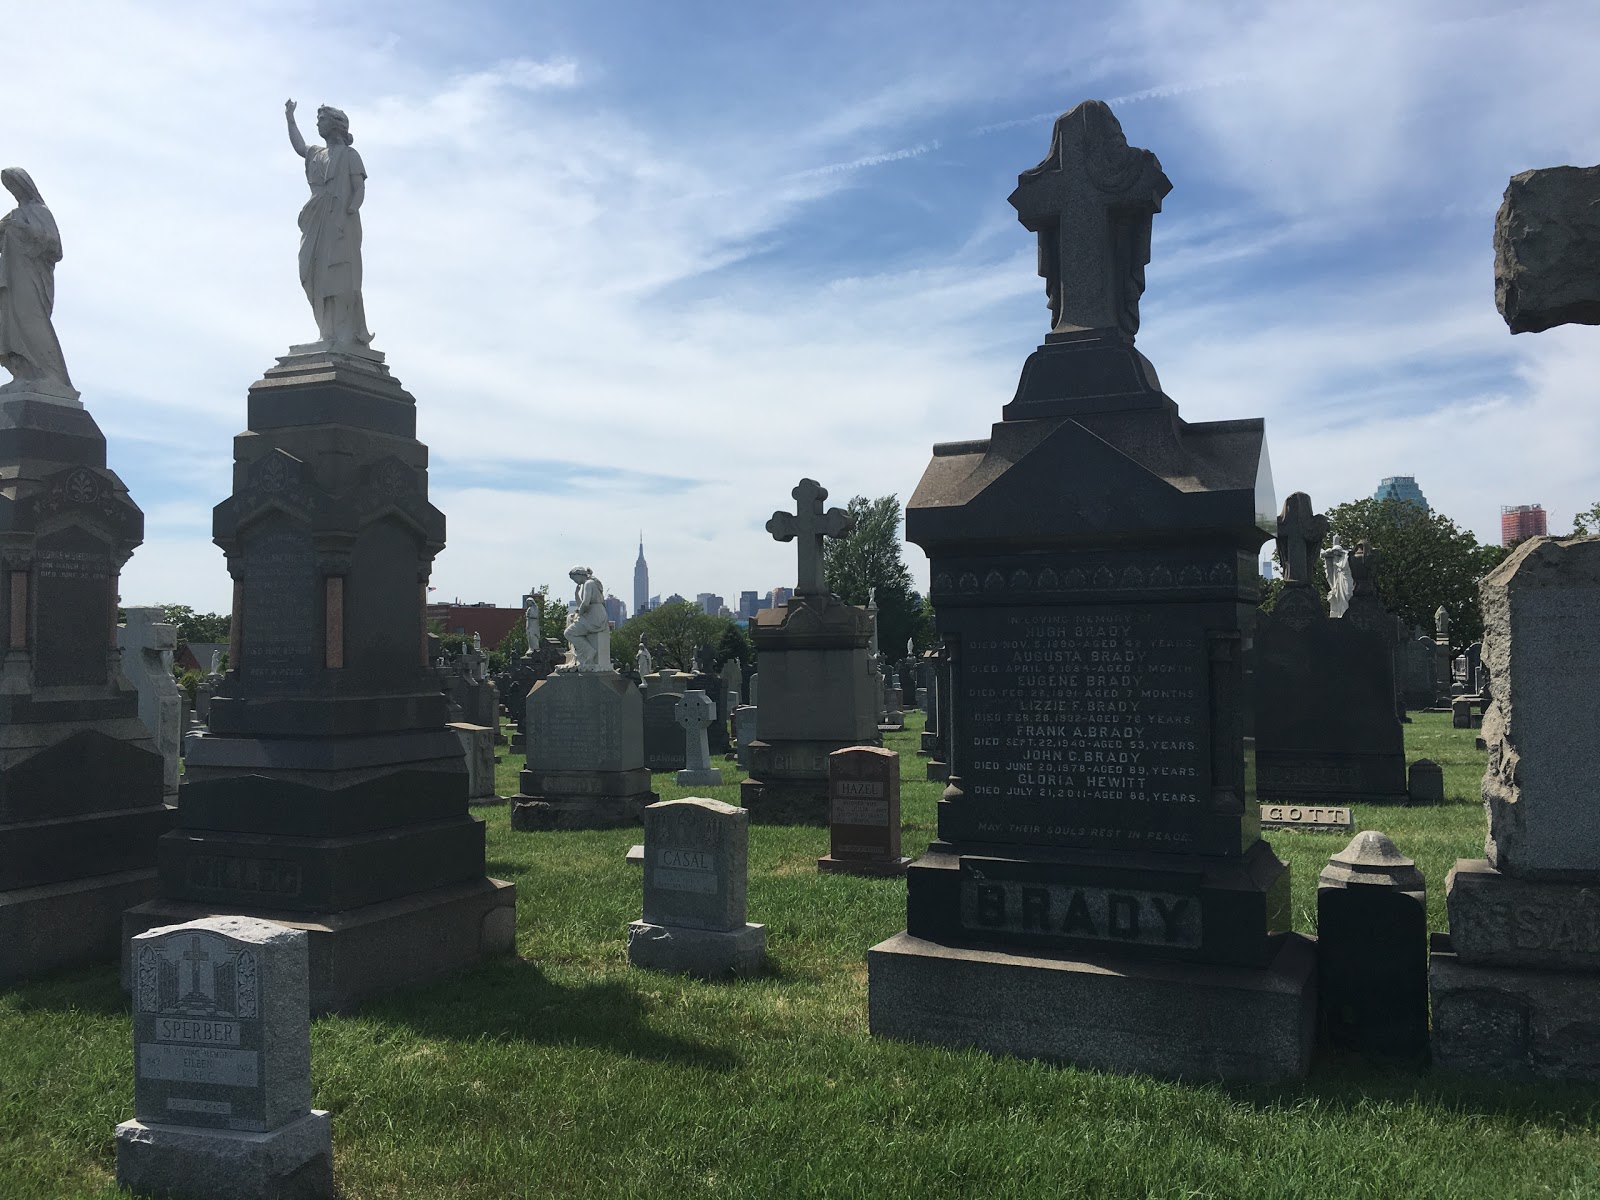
[766,478,853,597]
[1275,492,1329,585]
[1008,100,1171,341]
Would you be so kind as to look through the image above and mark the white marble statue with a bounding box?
[0,169,77,401]
[285,100,373,350]
[1321,535,1354,619]
[208,649,223,676]
[561,566,609,672]
[524,594,540,647]
[636,640,653,677]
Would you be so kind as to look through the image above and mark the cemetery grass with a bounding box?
[5,716,1600,1198]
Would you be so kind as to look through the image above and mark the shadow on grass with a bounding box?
[2,962,129,1017]
[1215,1054,1600,1128]
[363,956,741,1073]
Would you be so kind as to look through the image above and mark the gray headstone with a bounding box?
[1483,537,1600,876]
[1495,163,1600,333]
[1407,758,1444,805]
[449,722,499,804]
[719,659,742,719]
[628,798,765,978]
[117,916,333,1198]
[118,607,183,799]
[733,705,758,771]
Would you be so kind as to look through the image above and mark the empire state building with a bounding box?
[633,536,649,617]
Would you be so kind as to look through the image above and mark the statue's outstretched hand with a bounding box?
[285,99,297,116]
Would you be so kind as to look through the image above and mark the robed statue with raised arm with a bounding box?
[284,99,374,349]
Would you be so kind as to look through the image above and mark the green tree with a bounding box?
[1323,497,1506,647]
[822,494,933,658]
[714,622,754,670]
[612,601,732,672]
[1573,502,1600,536]
[158,604,230,657]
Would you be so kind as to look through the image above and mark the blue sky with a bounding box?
[13,0,1600,614]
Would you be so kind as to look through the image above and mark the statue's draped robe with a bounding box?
[0,200,72,389]
[1323,549,1354,618]
[567,578,608,637]
[299,142,373,346]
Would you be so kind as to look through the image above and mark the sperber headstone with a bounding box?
[116,915,333,1200]
[675,690,724,787]
[627,798,765,978]
[819,746,910,877]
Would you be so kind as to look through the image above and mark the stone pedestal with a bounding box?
[739,596,879,824]
[1432,536,1600,1080]
[448,722,500,805]
[868,931,1314,1081]
[122,348,514,1013]
[509,669,656,830]
[0,393,172,985]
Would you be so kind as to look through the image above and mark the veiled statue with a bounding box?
[0,168,76,400]
[1321,536,1355,619]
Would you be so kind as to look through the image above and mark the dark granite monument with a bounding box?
[1255,493,1408,806]
[740,479,880,824]
[122,343,516,1013]
[1317,832,1428,1064]
[867,100,1314,1082]
[0,391,172,984]
[643,691,686,772]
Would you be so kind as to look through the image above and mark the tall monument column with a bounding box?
[868,102,1313,1081]
[122,105,516,1013]
[0,170,171,984]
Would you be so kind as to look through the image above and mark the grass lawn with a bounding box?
[4,711,1599,1199]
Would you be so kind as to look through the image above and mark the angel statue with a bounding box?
[1321,535,1355,619]
[0,168,76,400]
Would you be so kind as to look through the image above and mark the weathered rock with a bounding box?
[1495,164,1600,334]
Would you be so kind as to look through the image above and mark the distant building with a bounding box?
[633,536,649,617]
[1501,504,1547,546]
[648,594,661,611]
[664,592,686,607]
[426,602,523,649]
[696,592,725,616]
[604,594,627,626]
[1373,475,1430,511]
[769,586,792,609]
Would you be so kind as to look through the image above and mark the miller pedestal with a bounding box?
[122,346,515,1013]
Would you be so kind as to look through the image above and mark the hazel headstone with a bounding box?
[819,746,910,876]
[116,915,333,1199]
[674,689,723,787]
[627,798,765,978]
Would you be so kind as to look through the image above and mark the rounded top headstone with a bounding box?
[1319,831,1425,897]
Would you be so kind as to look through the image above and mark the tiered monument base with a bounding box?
[124,878,515,1015]
[0,867,159,985]
[868,931,1315,1082]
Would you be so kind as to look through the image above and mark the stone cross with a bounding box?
[1008,99,1172,339]
[1275,492,1328,585]
[766,478,853,597]
[674,689,716,774]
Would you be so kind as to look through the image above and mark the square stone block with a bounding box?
[867,930,1315,1082]
[0,867,158,986]
[1446,860,1600,973]
[626,920,766,979]
[115,1110,333,1200]
[1431,934,1600,1081]
[675,768,724,787]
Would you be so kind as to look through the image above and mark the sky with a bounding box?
[11,0,1600,615]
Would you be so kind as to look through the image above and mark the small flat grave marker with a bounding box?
[1259,804,1353,832]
